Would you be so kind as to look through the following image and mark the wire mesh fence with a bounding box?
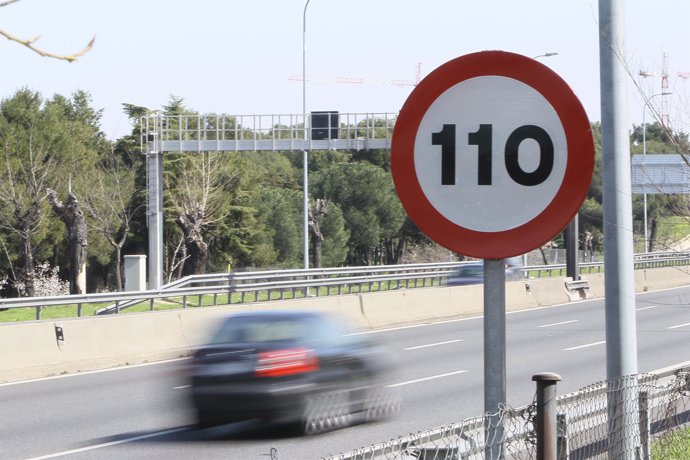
[324,365,690,460]
[323,405,537,460]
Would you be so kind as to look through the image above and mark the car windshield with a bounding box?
[208,314,344,345]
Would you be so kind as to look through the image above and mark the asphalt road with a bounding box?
[1,286,689,460]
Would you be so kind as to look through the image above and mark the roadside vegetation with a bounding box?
[0,89,688,299]
[651,427,690,459]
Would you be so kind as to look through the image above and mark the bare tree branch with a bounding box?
[0,0,95,63]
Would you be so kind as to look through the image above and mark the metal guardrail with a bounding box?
[1,251,689,321]
[0,261,467,320]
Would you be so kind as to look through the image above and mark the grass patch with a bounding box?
[652,427,690,459]
[656,215,690,249]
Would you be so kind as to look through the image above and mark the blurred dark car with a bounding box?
[188,310,400,434]
[446,263,484,286]
[445,260,524,286]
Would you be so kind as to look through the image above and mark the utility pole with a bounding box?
[599,0,640,457]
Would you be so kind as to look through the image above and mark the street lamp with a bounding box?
[302,0,311,270]
[642,91,671,253]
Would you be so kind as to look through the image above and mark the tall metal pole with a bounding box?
[484,258,506,460]
[641,92,670,253]
[642,102,648,253]
[599,1,639,457]
[146,129,163,290]
[302,0,311,270]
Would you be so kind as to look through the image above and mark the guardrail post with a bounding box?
[36,305,41,320]
[533,372,562,460]
[638,391,650,460]
[77,303,83,317]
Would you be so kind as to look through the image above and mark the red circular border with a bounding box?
[391,51,594,259]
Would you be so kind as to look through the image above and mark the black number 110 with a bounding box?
[431,123,554,187]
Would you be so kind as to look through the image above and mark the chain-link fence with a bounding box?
[322,405,536,460]
[323,365,690,460]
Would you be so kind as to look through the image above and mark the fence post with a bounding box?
[638,391,650,460]
[533,372,562,460]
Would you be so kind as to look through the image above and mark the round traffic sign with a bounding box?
[391,51,594,259]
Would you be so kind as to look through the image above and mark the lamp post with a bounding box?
[302,0,311,270]
[642,92,670,253]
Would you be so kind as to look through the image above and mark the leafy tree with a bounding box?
[82,147,144,291]
[0,89,62,295]
[255,187,302,267]
[166,150,241,275]
[318,201,349,267]
[43,90,107,293]
[312,160,405,265]
[46,188,87,294]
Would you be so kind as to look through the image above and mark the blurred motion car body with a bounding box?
[188,310,400,434]
[446,263,484,286]
[445,259,523,286]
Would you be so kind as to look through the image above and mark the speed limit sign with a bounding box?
[391,51,594,259]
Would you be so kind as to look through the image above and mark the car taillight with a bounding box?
[255,347,319,377]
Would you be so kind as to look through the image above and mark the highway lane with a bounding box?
[1,286,689,459]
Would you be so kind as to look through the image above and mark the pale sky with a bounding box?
[1,0,689,141]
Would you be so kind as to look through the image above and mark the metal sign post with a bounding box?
[484,258,506,458]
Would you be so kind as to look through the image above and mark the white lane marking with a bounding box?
[668,322,690,330]
[636,306,658,311]
[387,370,468,388]
[650,360,690,374]
[563,340,606,351]
[349,316,482,335]
[0,357,190,387]
[538,320,579,328]
[25,427,187,459]
[404,339,463,351]
[173,385,191,390]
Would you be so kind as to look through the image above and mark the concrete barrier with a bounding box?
[0,295,368,383]
[2,267,689,383]
[583,273,605,298]
[637,266,690,292]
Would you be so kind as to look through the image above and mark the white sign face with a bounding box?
[414,76,567,232]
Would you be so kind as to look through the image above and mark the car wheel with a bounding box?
[363,385,401,422]
[301,390,352,435]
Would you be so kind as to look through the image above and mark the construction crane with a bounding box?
[288,63,422,87]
